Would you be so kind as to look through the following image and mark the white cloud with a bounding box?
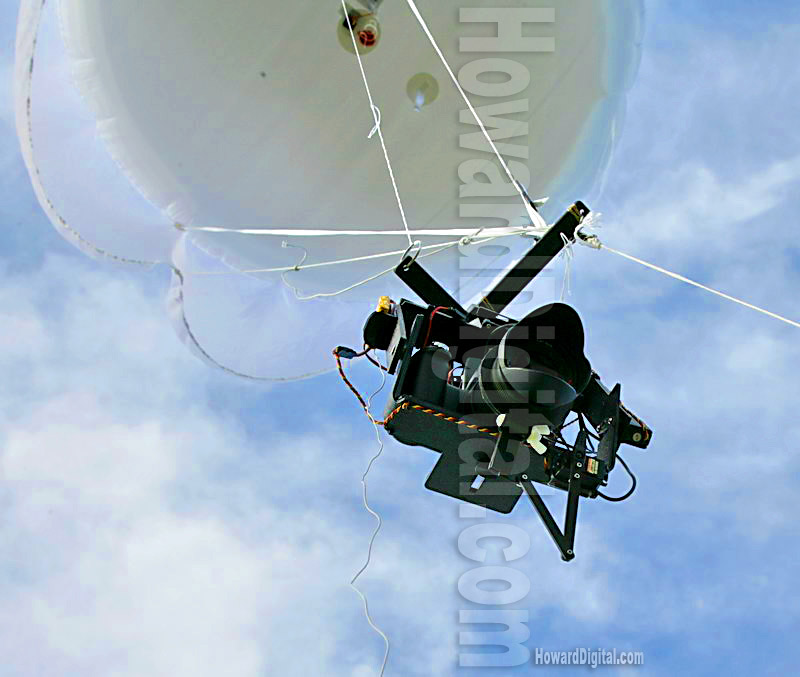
[2,253,621,676]
[0,255,384,676]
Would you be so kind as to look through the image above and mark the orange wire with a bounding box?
[333,348,386,425]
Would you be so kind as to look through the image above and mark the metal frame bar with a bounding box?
[474,203,589,317]
[520,429,588,561]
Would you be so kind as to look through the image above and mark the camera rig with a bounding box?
[359,202,651,561]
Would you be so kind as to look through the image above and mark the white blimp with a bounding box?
[15,0,642,379]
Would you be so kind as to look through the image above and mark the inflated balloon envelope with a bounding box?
[15,0,643,380]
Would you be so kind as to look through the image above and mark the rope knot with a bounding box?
[368,104,382,139]
[575,227,603,250]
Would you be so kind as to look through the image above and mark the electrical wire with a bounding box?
[333,347,386,425]
[422,306,448,346]
[597,455,637,502]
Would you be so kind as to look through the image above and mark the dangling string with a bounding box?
[339,348,391,676]
[559,233,574,301]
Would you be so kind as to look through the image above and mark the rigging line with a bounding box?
[177,225,535,237]
[186,228,531,277]
[284,239,460,300]
[600,244,800,330]
[403,0,547,231]
[350,350,391,677]
[282,229,527,300]
[342,0,414,248]
[289,261,397,301]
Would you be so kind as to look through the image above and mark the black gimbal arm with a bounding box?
[393,203,589,317]
[472,202,590,318]
[394,255,466,316]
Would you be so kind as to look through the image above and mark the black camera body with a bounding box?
[365,298,650,517]
[359,202,651,560]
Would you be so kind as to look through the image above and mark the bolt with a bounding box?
[522,474,528,481]
[574,473,580,479]
[567,549,573,555]
[633,432,643,442]
[576,463,582,468]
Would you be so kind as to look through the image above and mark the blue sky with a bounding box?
[2,2,800,676]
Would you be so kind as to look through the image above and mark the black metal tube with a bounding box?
[394,256,466,315]
[477,202,589,315]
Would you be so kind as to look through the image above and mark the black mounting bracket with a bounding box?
[596,383,621,471]
[519,429,589,562]
[470,202,590,318]
[394,256,466,316]
[373,200,652,562]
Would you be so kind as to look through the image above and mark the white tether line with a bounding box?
[403,0,547,231]
[342,0,414,248]
[350,351,391,677]
[185,228,533,276]
[178,225,536,237]
[599,244,800,330]
[283,238,460,300]
[282,230,530,300]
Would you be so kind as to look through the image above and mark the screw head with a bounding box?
[633,432,643,442]
[521,474,528,481]
[574,473,581,479]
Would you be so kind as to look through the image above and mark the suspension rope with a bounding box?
[283,239,460,300]
[176,225,536,238]
[403,0,547,231]
[599,244,800,330]
[281,226,539,300]
[186,227,533,277]
[342,0,414,248]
